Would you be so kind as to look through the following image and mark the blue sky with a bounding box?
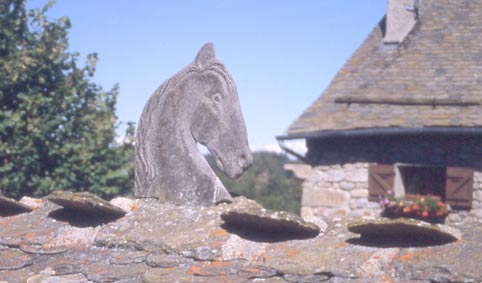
[27,0,387,151]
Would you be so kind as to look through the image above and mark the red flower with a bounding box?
[422,211,429,217]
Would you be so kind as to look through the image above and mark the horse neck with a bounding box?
[154,88,212,175]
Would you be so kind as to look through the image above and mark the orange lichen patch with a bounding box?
[24,232,35,240]
[353,251,372,259]
[32,199,43,209]
[187,261,231,276]
[338,242,347,248]
[398,249,433,264]
[286,248,299,257]
[112,254,123,260]
[210,241,223,248]
[188,265,202,275]
[381,273,396,283]
[360,248,400,283]
[0,216,16,225]
[398,253,415,264]
[129,203,139,212]
[211,261,223,268]
[245,267,260,273]
[41,242,53,249]
[210,229,228,238]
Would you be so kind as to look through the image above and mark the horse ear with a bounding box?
[195,43,216,67]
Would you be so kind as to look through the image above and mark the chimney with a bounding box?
[383,0,418,44]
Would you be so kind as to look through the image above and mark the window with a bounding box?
[368,164,473,209]
[398,165,446,201]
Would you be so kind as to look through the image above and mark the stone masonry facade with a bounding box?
[286,163,482,224]
[286,163,380,219]
[285,136,482,224]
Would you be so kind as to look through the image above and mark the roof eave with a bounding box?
[276,127,482,141]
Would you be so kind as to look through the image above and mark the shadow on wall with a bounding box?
[48,209,122,228]
[306,135,482,171]
[221,211,320,243]
[346,233,456,248]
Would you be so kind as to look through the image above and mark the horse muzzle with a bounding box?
[237,152,253,171]
[213,150,252,179]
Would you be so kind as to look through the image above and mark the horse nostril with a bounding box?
[238,155,246,168]
[238,153,252,169]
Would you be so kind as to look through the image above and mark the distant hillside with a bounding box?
[206,151,302,214]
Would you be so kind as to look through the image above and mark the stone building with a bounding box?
[278,0,482,223]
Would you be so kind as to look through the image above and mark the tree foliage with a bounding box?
[208,151,302,214]
[0,0,134,199]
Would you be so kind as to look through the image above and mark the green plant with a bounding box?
[379,191,448,220]
[0,0,134,199]
[207,151,302,214]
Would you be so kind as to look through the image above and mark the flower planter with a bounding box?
[380,192,449,224]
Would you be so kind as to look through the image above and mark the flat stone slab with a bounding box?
[48,191,126,218]
[221,197,320,241]
[19,196,43,210]
[0,195,33,216]
[0,248,36,270]
[347,218,461,247]
[109,196,138,213]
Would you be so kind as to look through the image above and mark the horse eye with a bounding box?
[212,93,222,103]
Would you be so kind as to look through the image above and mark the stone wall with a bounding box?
[286,163,381,219]
[286,135,482,223]
[286,163,482,224]
[2,195,482,282]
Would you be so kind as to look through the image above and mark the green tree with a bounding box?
[208,151,303,214]
[0,0,134,199]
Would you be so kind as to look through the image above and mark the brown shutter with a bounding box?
[368,164,395,201]
[445,167,473,209]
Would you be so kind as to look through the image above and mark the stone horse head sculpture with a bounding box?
[135,43,253,206]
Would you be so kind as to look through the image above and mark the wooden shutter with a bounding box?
[368,164,395,201]
[445,167,473,209]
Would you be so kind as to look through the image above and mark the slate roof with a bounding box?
[281,0,482,139]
